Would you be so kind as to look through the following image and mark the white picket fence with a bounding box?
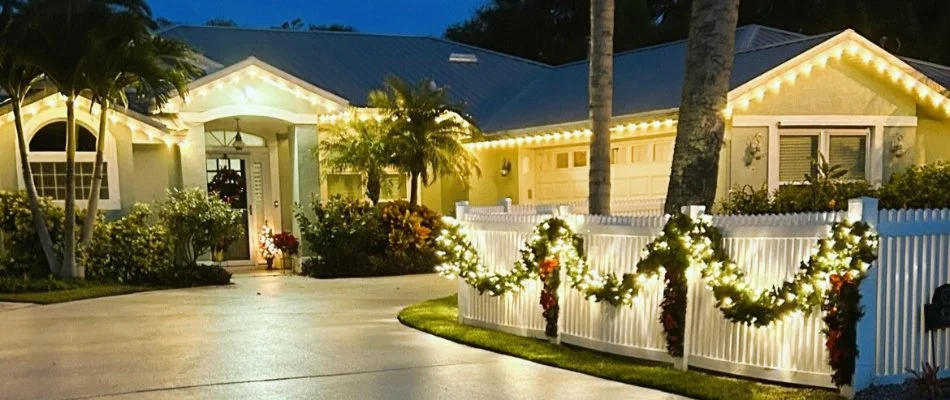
[452,198,950,391]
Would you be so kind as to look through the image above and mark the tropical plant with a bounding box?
[368,76,480,206]
[0,0,61,275]
[84,204,172,284]
[157,188,243,265]
[905,362,945,399]
[81,33,199,247]
[22,0,155,278]
[588,0,614,215]
[0,191,65,278]
[318,114,395,205]
[879,162,950,210]
[663,0,740,214]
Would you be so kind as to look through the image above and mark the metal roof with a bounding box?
[160,24,950,134]
[159,25,550,128]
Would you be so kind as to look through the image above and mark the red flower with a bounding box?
[540,290,557,310]
[540,258,559,275]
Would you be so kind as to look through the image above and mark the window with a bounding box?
[555,153,569,169]
[779,135,818,182]
[610,147,621,164]
[327,174,363,199]
[829,135,867,180]
[632,144,649,163]
[380,173,408,200]
[573,151,588,167]
[654,142,673,162]
[778,128,869,183]
[25,122,117,206]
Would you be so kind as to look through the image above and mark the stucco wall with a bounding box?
[131,144,177,205]
[743,61,915,116]
[917,118,950,164]
[468,147,519,206]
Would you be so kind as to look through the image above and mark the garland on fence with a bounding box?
[435,212,878,387]
[435,217,585,338]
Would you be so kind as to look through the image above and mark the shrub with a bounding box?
[155,262,232,287]
[158,188,244,264]
[298,196,445,278]
[84,204,172,284]
[879,162,950,210]
[0,275,84,293]
[0,191,65,278]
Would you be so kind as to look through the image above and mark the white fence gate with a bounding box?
[453,198,950,391]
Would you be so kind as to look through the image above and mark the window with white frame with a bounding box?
[778,127,869,183]
[26,122,117,205]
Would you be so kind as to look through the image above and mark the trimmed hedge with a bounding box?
[298,197,445,278]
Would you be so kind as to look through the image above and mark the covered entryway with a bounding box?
[202,116,292,266]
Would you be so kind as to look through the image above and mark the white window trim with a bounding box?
[14,120,122,210]
[733,115,915,191]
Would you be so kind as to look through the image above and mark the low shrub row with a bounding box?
[720,162,950,215]
[297,197,445,278]
[0,188,238,288]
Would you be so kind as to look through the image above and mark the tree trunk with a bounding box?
[80,99,108,247]
[663,0,740,215]
[366,168,381,205]
[12,100,62,275]
[62,95,80,278]
[588,0,615,216]
[408,171,420,206]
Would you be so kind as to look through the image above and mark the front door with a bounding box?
[206,157,251,262]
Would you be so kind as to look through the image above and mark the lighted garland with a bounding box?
[434,218,534,295]
[435,212,878,387]
[435,217,586,337]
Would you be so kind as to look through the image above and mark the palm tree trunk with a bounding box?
[12,100,62,275]
[366,168,381,205]
[409,171,420,206]
[663,0,740,214]
[62,95,79,278]
[80,99,108,247]
[589,0,614,216]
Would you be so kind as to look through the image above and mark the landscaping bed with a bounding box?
[399,294,842,400]
[0,279,152,304]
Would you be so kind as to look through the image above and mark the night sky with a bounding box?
[150,0,485,36]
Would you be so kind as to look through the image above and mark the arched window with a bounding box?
[27,121,116,205]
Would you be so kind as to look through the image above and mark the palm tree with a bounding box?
[23,0,154,278]
[368,76,479,206]
[588,0,614,216]
[663,0,740,214]
[318,114,395,205]
[0,0,62,275]
[80,34,198,247]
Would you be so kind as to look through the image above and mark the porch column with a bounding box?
[178,122,208,191]
[290,124,320,223]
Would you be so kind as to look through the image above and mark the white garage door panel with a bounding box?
[532,136,674,203]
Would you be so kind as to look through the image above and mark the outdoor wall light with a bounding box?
[500,158,512,177]
[744,132,764,166]
[891,132,906,158]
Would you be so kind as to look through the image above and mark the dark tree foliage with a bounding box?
[446,0,950,65]
[273,18,357,32]
[204,17,238,27]
[446,0,655,65]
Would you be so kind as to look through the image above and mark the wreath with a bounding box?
[208,167,245,205]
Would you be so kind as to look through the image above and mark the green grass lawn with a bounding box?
[398,295,842,400]
[0,281,153,305]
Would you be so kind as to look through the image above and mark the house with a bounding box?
[1,24,948,265]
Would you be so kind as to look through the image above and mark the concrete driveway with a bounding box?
[0,274,686,400]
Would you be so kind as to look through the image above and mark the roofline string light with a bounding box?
[2,94,182,146]
[180,65,342,111]
[724,39,950,119]
[465,118,677,150]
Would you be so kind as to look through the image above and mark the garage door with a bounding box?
[533,136,673,203]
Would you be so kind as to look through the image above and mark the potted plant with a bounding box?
[258,222,278,269]
[273,231,300,273]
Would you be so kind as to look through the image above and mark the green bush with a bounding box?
[879,162,950,209]
[158,188,244,265]
[298,196,445,278]
[0,191,65,278]
[154,262,232,287]
[85,204,172,284]
[0,275,84,293]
